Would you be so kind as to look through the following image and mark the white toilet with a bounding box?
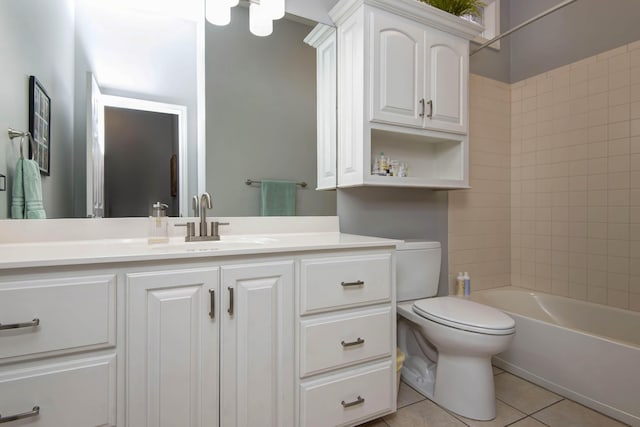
[396,241,515,421]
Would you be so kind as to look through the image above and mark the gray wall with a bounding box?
[338,188,450,296]
[509,0,640,82]
[469,0,511,83]
[0,0,75,218]
[206,7,337,217]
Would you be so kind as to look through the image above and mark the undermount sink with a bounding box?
[147,236,280,252]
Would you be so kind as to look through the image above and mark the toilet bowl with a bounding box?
[396,241,515,421]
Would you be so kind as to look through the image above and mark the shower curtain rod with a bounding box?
[470,0,580,56]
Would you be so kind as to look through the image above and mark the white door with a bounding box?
[425,28,468,133]
[370,10,425,128]
[126,267,219,427]
[86,72,104,218]
[220,261,295,427]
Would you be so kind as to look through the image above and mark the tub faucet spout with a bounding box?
[199,192,212,237]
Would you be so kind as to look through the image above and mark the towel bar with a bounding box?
[245,179,307,188]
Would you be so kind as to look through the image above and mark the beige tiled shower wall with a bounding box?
[511,40,640,311]
[448,74,511,294]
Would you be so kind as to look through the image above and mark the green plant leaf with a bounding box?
[418,0,486,17]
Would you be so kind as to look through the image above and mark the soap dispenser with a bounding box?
[148,202,169,243]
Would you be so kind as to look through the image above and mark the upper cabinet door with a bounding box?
[370,10,425,128]
[425,27,468,134]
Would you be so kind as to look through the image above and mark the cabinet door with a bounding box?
[220,261,294,427]
[316,29,338,190]
[126,267,219,427]
[425,27,468,133]
[370,9,425,128]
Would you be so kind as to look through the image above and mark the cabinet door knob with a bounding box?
[0,406,40,423]
[341,396,365,408]
[419,98,425,118]
[0,318,39,331]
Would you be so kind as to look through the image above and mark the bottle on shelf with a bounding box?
[456,272,465,296]
[463,272,471,296]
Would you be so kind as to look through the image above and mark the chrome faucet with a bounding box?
[200,192,212,237]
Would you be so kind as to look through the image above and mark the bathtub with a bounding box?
[471,287,640,427]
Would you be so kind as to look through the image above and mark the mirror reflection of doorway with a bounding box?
[104,107,179,217]
[86,73,188,217]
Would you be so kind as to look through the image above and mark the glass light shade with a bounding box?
[249,2,273,37]
[265,0,285,20]
[206,0,231,26]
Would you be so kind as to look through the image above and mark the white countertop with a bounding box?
[0,217,398,269]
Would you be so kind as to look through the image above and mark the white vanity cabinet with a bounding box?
[126,267,220,427]
[297,250,396,427]
[0,272,117,427]
[126,261,295,427]
[322,0,481,189]
[0,230,396,427]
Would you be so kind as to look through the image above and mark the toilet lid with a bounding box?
[412,297,515,335]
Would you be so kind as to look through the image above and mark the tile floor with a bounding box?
[358,367,628,427]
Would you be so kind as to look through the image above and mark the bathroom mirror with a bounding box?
[0,0,337,219]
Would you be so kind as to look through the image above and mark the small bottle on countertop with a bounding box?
[148,202,169,244]
[456,272,465,296]
[463,272,471,297]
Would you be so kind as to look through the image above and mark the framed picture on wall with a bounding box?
[28,75,51,175]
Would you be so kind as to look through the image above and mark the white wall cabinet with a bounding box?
[126,267,220,427]
[371,10,468,134]
[305,24,338,190]
[220,261,295,427]
[321,0,481,189]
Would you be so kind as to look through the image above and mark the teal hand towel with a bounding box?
[11,158,25,219]
[260,180,296,216]
[11,158,46,219]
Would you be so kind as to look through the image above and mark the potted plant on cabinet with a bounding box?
[417,0,485,17]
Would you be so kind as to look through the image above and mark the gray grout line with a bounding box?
[527,398,566,418]
[503,413,530,427]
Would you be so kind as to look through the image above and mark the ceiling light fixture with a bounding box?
[205,0,285,37]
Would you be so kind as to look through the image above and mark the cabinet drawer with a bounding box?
[300,253,392,315]
[300,361,394,427]
[0,355,116,426]
[300,307,392,377]
[0,275,116,362]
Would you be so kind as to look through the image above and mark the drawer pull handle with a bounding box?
[0,406,40,423]
[341,338,365,348]
[427,99,433,118]
[209,289,215,319]
[0,318,40,331]
[341,396,365,408]
[341,280,364,288]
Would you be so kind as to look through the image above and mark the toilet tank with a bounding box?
[396,240,441,302]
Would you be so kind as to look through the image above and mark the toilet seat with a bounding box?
[412,297,515,335]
